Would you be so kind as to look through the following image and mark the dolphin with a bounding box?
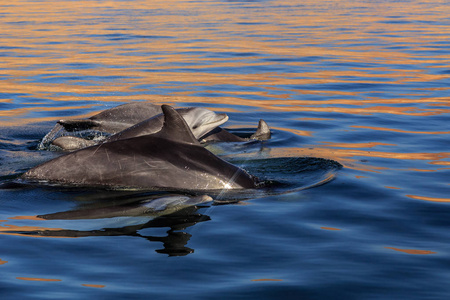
[106,106,228,143]
[200,119,271,143]
[43,102,271,151]
[37,102,163,150]
[51,136,97,151]
[51,116,270,151]
[23,105,261,191]
[51,106,229,151]
[57,102,163,133]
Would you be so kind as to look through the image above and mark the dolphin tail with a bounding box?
[57,119,101,132]
[250,119,271,140]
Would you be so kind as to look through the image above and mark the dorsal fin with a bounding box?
[154,105,200,144]
[250,119,271,140]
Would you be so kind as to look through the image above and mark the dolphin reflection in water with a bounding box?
[5,193,212,256]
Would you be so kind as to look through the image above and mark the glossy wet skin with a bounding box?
[58,102,163,133]
[108,107,229,142]
[50,107,269,151]
[23,105,259,191]
[50,106,229,151]
[178,107,229,139]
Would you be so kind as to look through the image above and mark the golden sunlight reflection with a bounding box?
[320,227,341,231]
[270,126,313,137]
[0,259,8,265]
[385,186,401,190]
[320,142,396,148]
[16,277,62,282]
[351,126,450,135]
[232,146,448,173]
[0,221,71,239]
[406,195,450,203]
[81,284,106,288]
[251,279,283,282]
[385,247,436,255]
[1,0,449,126]
[9,215,46,221]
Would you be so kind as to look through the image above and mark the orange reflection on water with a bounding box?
[0,221,72,239]
[252,146,448,173]
[351,126,450,135]
[385,247,436,255]
[429,161,450,166]
[385,186,401,190]
[82,284,106,288]
[320,227,341,231]
[0,0,448,127]
[0,259,8,265]
[270,126,313,137]
[9,215,46,221]
[407,168,439,173]
[251,279,283,282]
[406,195,450,203]
[296,117,334,121]
[0,104,103,127]
[16,277,62,282]
[321,142,396,149]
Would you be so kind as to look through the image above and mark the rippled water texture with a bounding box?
[0,0,449,299]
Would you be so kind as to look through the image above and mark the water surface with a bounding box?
[0,0,449,299]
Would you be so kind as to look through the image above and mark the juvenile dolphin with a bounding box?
[51,136,97,151]
[23,105,261,191]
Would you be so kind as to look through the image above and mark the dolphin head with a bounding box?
[178,107,229,139]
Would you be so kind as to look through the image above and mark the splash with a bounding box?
[36,123,108,151]
[36,123,64,150]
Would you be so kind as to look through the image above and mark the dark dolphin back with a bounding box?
[23,105,259,191]
[57,102,163,133]
[90,102,162,124]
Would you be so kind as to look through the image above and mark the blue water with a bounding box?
[1,0,449,299]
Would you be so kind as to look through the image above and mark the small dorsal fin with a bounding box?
[250,119,271,140]
[154,105,200,144]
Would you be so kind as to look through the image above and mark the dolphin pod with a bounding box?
[51,106,229,151]
[44,102,270,151]
[23,105,263,191]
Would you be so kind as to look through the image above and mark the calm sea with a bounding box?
[0,0,449,299]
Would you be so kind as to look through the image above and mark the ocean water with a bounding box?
[0,0,449,299]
